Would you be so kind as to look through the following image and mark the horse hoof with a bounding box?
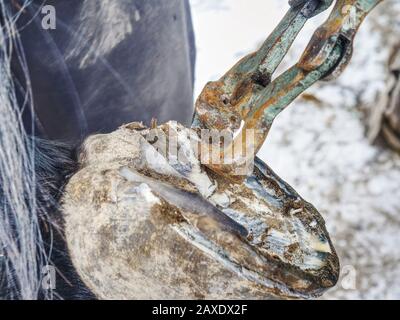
[63,121,339,299]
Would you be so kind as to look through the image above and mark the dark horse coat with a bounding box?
[16,0,196,143]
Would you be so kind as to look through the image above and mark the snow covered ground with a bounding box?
[190,0,400,299]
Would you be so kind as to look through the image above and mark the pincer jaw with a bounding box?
[193,0,383,181]
[299,0,384,78]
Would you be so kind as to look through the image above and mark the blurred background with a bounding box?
[190,0,400,299]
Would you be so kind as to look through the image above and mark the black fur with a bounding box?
[1,137,96,300]
[34,137,96,300]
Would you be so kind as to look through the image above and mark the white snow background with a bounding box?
[190,0,400,299]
